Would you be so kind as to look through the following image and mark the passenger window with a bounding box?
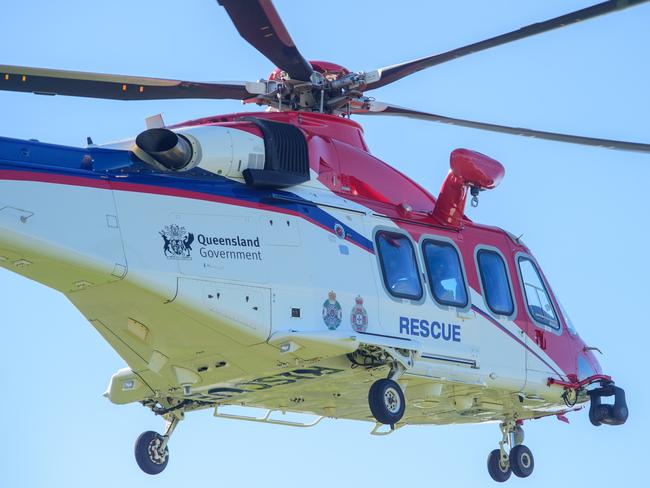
[477,250,514,316]
[376,231,422,300]
[422,240,468,307]
[518,258,559,328]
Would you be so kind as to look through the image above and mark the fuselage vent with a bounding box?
[241,117,310,188]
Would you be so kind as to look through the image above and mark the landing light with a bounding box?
[279,341,300,353]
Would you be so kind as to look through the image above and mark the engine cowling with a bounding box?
[135,118,311,188]
[135,125,266,178]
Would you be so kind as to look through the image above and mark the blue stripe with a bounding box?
[0,136,375,252]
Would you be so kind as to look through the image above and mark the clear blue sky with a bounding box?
[1,1,649,486]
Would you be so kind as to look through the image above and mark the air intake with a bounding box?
[241,118,310,188]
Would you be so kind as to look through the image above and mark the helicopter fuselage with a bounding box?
[0,111,606,426]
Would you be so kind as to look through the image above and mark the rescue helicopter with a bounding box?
[0,0,645,482]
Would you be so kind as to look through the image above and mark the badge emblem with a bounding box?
[322,291,342,330]
[334,223,346,239]
[160,224,194,260]
[350,295,368,332]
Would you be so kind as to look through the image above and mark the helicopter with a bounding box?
[0,0,646,483]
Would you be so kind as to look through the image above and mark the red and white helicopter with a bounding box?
[0,0,645,482]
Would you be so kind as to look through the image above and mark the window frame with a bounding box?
[557,299,577,336]
[420,237,470,309]
[475,246,516,319]
[515,254,562,332]
[374,229,423,301]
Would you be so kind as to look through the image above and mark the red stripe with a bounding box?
[109,180,373,252]
[0,169,112,189]
[0,169,373,253]
[473,305,564,378]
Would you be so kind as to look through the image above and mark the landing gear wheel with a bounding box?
[487,449,511,482]
[134,430,169,475]
[510,444,534,478]
[368,378,405,425]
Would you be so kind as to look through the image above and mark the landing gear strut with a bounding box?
[487,420,534,482]
[134,415,181,475]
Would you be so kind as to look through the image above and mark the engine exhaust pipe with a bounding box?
[135,128,193,170]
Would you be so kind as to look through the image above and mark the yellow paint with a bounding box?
[21,75,26,82]
[127,318,150,343]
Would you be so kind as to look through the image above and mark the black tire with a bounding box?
[134,430,169,475]
[487,449,511,482]
[368,379,405,425]
[510,444,534,478]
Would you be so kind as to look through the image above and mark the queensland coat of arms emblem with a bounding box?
[350,295,368,332]
[322,291,342,330]
[160,224,194,260]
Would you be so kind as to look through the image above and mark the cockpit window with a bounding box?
[477,249,514,316]
[376,231,422,300]
[558,300,577,336]
[422,240,468,307]
[518,257,559,329]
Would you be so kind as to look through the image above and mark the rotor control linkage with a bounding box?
[588,382,628,426]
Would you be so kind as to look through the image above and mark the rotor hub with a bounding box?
[260,60,369,115]
[268,61,350,82]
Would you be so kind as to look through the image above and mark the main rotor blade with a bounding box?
[355,102,650,153]
[217,0,313,81]
[0,65,257,101]
[364,0,650,91]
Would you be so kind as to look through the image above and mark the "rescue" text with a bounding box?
[399,316,461,342]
